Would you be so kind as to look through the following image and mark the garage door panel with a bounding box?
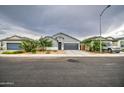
[7,43,21,50]
[64,43,78,50]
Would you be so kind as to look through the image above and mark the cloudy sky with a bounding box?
[0,5,124,40]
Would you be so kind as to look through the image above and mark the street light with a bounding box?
[99,5,111,53]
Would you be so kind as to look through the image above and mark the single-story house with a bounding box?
[44,32,80,50]
[80,36,114,51]
[81,36,114,45]
[0,35,29,50]
[0,32,80,50]
[81,36,124,50]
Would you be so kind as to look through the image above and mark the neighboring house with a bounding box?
[82,36,114,45]
[81,36,115,51]
[81,36,124,49]
[44,32,80,50]
[0,32,80,50]
[0,35,29,50]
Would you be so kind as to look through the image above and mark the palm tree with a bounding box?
[38,38,52,51]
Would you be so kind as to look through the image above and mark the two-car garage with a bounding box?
[7,43,21,50]
[64,43,79,50]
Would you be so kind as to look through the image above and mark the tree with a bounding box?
[92,40,106,52]
[38,38,52,51]
[20,39,38,52]
[91,40,100,52]
[81,38,105,52]
[81,39,92,51]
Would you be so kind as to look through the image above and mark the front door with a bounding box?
[58,42,62,50]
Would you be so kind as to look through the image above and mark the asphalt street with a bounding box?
[0,57,124,87]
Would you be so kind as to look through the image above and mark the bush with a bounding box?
[31,49,36,54]
[53,50,57,52]
[46,51,50,54]
[81,39,105,52]
[91,40,101,52]
[2,50,24,54]
[122,49,124,52]
[38,38,52,51]
[20,39,38,52]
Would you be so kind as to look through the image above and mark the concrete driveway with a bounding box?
[64,50,90,55]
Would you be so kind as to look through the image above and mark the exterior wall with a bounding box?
[2,41,22,50]
[46,47,58,50]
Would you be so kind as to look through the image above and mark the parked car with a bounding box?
[103,43,121,53]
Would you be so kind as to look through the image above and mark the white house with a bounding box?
[0,35,29,50]
[52,32,80,50]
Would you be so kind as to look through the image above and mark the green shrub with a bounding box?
[31,49,36,54]
[38,38,52,51]
[122,49,124,52]
[81,38,105,52]
[15,50,25,53]
[2,50,24,54]
[20,39,38,52]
